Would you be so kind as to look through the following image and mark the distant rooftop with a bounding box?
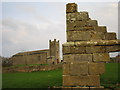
[13,49,49,56]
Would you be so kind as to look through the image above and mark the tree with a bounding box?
[0,56,13,67]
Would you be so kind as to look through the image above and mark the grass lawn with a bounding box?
[2,69,62,88]
[100,63,120,88]
[2,63,120,88]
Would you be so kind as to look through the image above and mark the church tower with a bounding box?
[49,39,60,64]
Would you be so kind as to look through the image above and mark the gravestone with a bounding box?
[62,3,120,89]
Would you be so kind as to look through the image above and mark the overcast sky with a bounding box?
[1,1,119,58]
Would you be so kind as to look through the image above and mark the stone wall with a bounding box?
[12,49,49,65]
[2,64,62,73]
[11,39,60,65]
[62,3,120,88]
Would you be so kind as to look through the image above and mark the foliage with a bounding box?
[1,56,12,67]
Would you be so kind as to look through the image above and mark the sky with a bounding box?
[1,1,120,58]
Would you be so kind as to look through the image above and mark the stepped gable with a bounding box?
[62,3,120,89]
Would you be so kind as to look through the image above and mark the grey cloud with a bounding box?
[17,5,37,14]
[17,4,53,24]
[2,2,119,58]
[2,16,65,57]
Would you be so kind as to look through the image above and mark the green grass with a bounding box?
[2,69,62,88]
[2,63,120,88]
[100,63,120,88]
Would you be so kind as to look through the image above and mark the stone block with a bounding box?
[74,26,94,31]
[66,3,77,13]
[84,27,94,31]
[106,45,120,52]
[89,62,105,75]
[74,54,92,62]
[63,54,92,62]
[63,63,70,75]
[67,31,91,41]
[105,33,117,40]
[63,54,74,62]
[90,31,105,40]
[63,75,71,87]
[63,46,86,54]
[73,40,120,46]
[67,30,105,41]
[74,27,84,31]
[66,13,76,21]
[75,21,86,27]
[76,12,90,21]
[72,46,86,54]
[66,31,73,41]
[67,21,75,30]
[86,46,106,54]
[63,75,100,87]
[74,26,106,32]
[70,62,88,75]
[94,26,107,33]
[93,53,110,62]
[62,46,71,54]
[87,20,98,27]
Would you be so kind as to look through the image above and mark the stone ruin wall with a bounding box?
[12,39,60,66]
[12,50,49,66]
[3,63,62,73]
[62,3,120,88]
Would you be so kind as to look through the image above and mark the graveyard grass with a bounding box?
[2,63,120,88]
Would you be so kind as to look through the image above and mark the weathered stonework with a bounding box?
[63,75,100,86]
[88,62,105,75]
[62,3,120,89]
[3,64,62,73]
[63,54,93,62]
[11,39,60,65]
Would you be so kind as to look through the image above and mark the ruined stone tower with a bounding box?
[49,39,60,64]
[62,3,120,89]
